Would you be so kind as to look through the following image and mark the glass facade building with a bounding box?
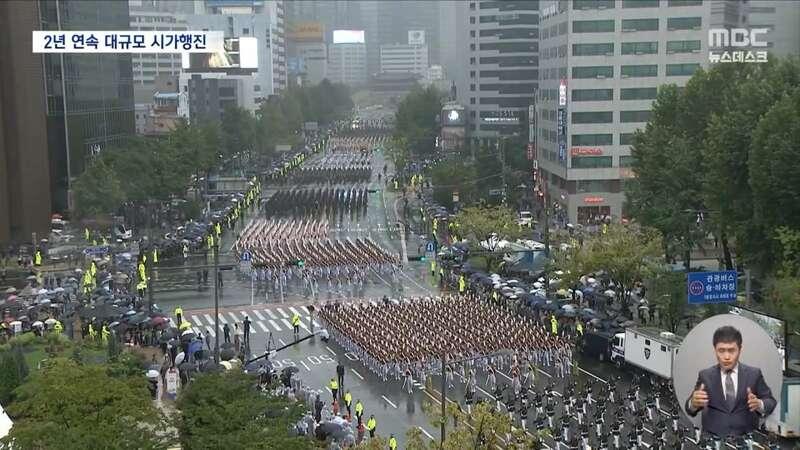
[39,0,135,212]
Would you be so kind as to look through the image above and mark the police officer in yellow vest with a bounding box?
[152,247,158,264]
[550,315,558,336]
[174,306,183,325]
[430,259,436,277]
[101,324,110,344]
[215,222,222,236]
[53,320,63,334]
[355,399,364,424]
[343,390,353,418]
[88,323,97,340]
[207,234,215,250]
[576,320,584,337]
[34,249,42,266]
[329,377,339,401]
[138,261,146,283]
[84,227,90,241]
[89,260,97,278]
[458,274,466,294]
[366,415,377,438]
[389,434,398,450]
[292,313,301,338]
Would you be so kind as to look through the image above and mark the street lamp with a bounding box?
[439,349,512,446]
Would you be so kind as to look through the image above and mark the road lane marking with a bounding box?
[265,309,277,319]
[381,395,398,409]
[269,320,282,331]
[578,366,607,384]
[299,320,309,331]
[301,361,310,371]
[351,368,364,380]
[418,427,434,440]
[288,306,301,317]
[190,316,203,326]
[325,346,337,356]
[256,321,268,332]
[217,313,227,324]
[227,312,240,324]
[276,307,289,318]
[279,338,286,346]
[204,327,215,337]
[281,318,293,329]
[203,314,214,325]
[253,310,265,321]
[302,306,310,314]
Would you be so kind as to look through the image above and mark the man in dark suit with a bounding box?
[685,325,777,437]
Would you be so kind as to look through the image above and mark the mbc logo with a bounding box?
[708,28,769,48]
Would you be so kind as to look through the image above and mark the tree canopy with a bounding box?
[394,84,443,154]
[176,372,313,450]
[1,357,171,449]
[454,205,523,271]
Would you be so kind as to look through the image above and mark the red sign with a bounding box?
[571,147,603,156]
[584,196,605,204]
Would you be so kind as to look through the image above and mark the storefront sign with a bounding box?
[559,79,567,106]
[584,196,605,204]
[571,147,603,156]
[557,109,566,136]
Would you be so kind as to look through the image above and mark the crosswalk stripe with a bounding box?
[288,306,301,317]
[276,307,289,318]
[205,326,216,337]
[240,311,250,320]
[269,320,282,331]
[301,306,310,314]
[281,318,293,329]
[253,310,265,321]
[227,312,240,324]
[265,309,277,319]
[203,314,214,325]
[299,320,309,331]
[191,316,203,327]
[257,321,269,332]
[217,313,227,324]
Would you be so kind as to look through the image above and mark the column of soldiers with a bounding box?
[233,219,401,300]
[262,186,369,219]
[290,154,373,185]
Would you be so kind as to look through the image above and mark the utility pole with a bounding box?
[213,244,220,363]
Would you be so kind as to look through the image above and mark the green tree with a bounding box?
[703,58,800,274]
[454,206,523,272]
[556,224,663,315]
[429,158,478,210]
[749,88,800,250]
[395,84,443,154]
[0,345,28,405]
[648,268,688,333]
[220,106,256,157]
[1,358,171,449]
[176,372,313,450]
[72,157,126,219]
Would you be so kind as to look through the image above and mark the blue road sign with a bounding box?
[240,250,252,262]
[687,270,738,304]
[425,241,436,253]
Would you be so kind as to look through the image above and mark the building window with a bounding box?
[243,27,249,35]
[666,40,701,53]
[572,111,613,124]
[572,20,615,33]
[620,110,653,122]
[470,84,476,91]
[470,57,476,64]
[470,97,475,105]
[572,89,613,101]
[572,134,613,146]
[573,0,615,9]
[622,18,659,31]
[470,16,476,24]
[620,133,636,145]
[621,41,658,55]
[667,0,703,6]
[470,43,476,51]
[577,179,616,192]
[619,155,636,167]
[622,0,660,8]
[621,64,658,77]
[667,17,701,30]
[748,6,776,13]
[571,156,613,168]
[470,70,476,78]
[572,66,613,78]
[572,43,614,56]
[666,63,701,76]
[620,87,658,100]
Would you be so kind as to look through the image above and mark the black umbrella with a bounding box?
[282,366,300,376]
[126,312,149,326]
[158,328,179,343]
[199,360,223,373]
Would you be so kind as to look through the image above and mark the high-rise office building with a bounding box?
[438,0,470,98]
[536,0,745,224]
[467,0,540,142]
[380,43,429,76]
[328,42,368,86]
[38,0,136,213]
[745,1,800,58]
[372,1,440,75]
[0,1,52,244]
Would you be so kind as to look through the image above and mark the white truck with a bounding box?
[610,327,683,380]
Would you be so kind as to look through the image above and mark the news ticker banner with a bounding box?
[32,31,224,53]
